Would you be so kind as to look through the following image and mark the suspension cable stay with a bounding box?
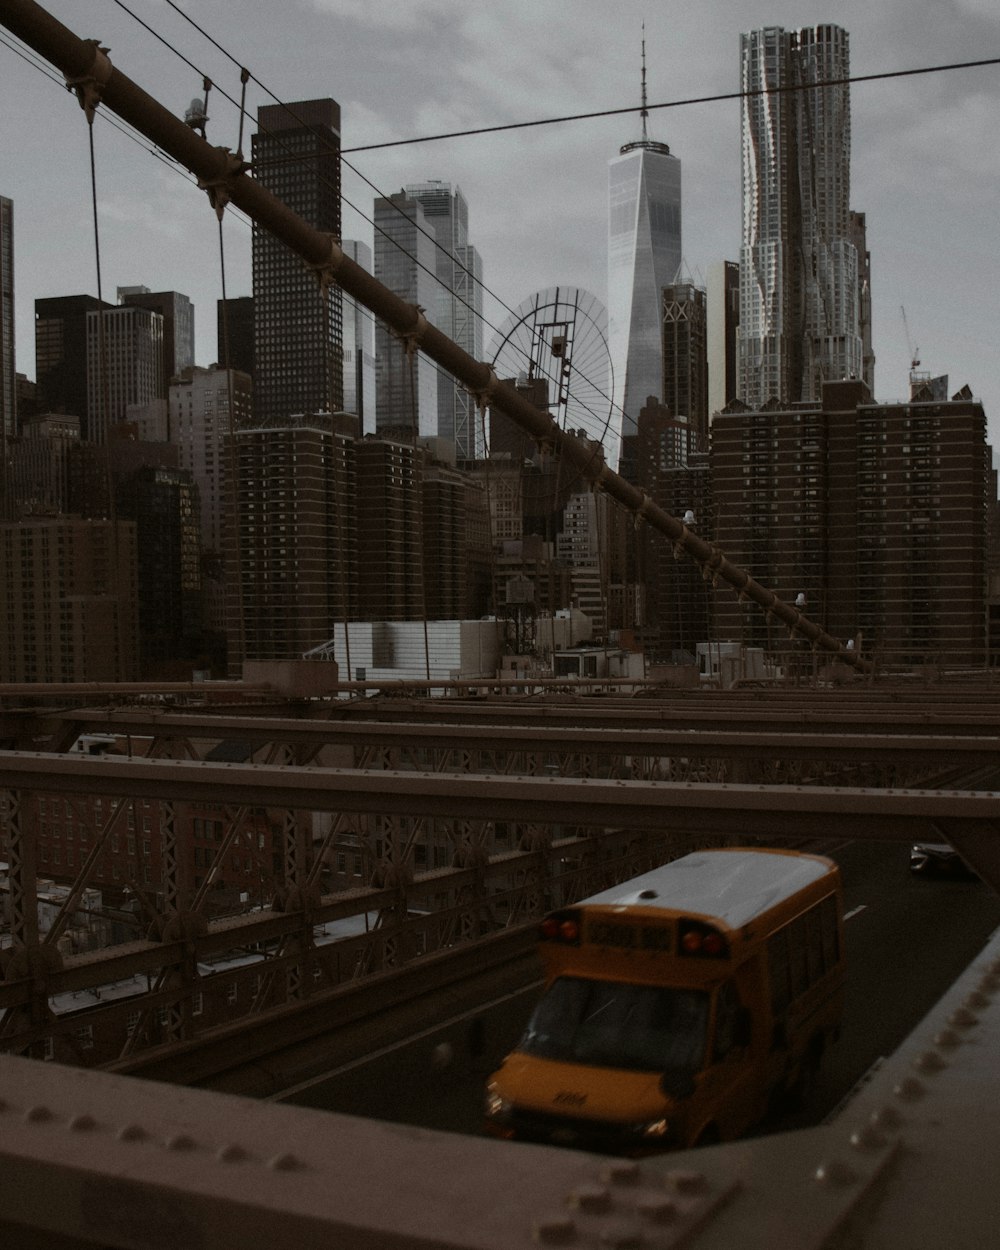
[0,0,870,673]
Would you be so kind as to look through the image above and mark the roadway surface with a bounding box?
[281,839,1000,1143]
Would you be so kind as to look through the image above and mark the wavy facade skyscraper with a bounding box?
[738,25,868,409]
[607,48,681,473]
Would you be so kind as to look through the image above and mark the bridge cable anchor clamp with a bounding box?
[65,41,113,125]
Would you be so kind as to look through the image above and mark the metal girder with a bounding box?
[1,750,997,841]
[26,709,1000,767]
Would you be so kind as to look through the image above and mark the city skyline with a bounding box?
[0,1,997,447]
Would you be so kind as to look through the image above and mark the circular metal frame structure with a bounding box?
[487,287,614,456]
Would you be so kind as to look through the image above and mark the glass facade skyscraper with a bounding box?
[118,287,195,386]
[252,99,343,423]
[738,25,866,409]
[404,182,483,458]
[607,121,681,472]
[373,192,439,437]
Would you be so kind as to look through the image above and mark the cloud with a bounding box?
[308,0,466,33]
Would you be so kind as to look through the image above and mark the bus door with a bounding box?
[688,977,758,1142]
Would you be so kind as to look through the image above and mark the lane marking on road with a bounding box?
[843,905,868,921]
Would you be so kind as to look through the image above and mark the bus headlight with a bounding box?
[640,1118,670,1139]
[485,1088,512,1122]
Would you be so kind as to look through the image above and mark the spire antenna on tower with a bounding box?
[640,23,649,142]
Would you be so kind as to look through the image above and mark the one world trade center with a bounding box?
[607,44,681,473]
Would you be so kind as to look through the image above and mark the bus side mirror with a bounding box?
[734,1006,752,1048]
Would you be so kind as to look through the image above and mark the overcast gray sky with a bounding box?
[4,0,999,441]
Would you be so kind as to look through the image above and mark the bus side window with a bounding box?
[788,915,809,998]
[768,928,791,1015]
[804,908,824,982]
[713,980,746,1061]
[820,896,840,968]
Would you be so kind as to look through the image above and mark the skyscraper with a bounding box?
[86,304,164,443]
[707,260,740,419]
[711,381,988,666]
[252,99,342,423]
[35,294,111,440]
[607,44,682,472]
[373,191,439,436]
[217,295,255,379]
[340,240,376,431]
[404,182,483,458]
[0,196,14,446]
[738,25,866,409]
[661,283,708,451]
[224,412,357,669]
[119,287,195,385]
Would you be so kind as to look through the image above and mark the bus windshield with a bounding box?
[518,976,710,1074]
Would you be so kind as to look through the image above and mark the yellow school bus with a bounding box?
[484,847,844,1153]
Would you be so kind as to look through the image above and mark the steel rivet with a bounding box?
[914,1050,946,1073]
[977,975,999,994]
[118,1123,148,1142]
[665,1169,706,1195]
[533,1214,576,1244]
[166,1133,197,1151]
[599,1221,644,1248]
[268,1152,305,1172]
[25,1105,53,1123]
[69,1114,97,1132]
[569,1184,612,1213]
[814,1158,858,1186]
[948,1007,978,1029]
[965,991,988,1010]
[637,1195,677,1223]
[849,1123,886,1151]
[934,1028,961,1049]
[601,1161,640,1186]
[869,1106,902,1131]
[218,1143,249,1163]
[894,1076,927,1100]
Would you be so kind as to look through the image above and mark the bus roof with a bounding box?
[577,849,834,931]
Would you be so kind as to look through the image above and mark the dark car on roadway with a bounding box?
[909,841,974,876]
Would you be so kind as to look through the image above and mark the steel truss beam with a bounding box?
[2,747,998,1070]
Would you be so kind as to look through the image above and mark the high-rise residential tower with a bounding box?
[404,182,484,458]
[607,43,682,473]
[252,99,342,423]
[0,197,14,449]
[738,25,867,409]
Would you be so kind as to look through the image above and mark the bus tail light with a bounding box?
[539,910,582,944]
[678,920,729,958]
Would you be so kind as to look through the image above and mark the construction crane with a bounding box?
[900,303,920,370]
[899,305,934,397]
[900,305,920,371]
